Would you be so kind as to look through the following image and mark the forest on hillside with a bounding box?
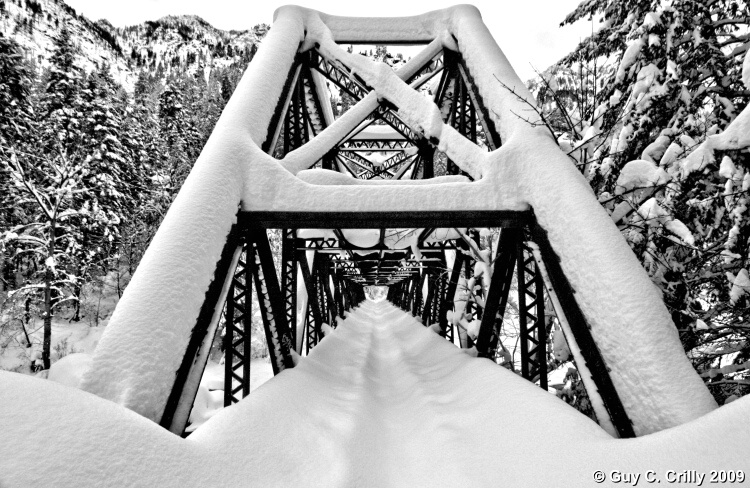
[1,0,750,410]
[0,26,255,370]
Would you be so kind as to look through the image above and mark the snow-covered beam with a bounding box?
[313,9,445,44]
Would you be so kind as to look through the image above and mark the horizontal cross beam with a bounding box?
[240,210,533,229]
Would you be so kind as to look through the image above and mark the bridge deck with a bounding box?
[2,301,749,487]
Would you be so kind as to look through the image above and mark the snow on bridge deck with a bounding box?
[2,301,749,487]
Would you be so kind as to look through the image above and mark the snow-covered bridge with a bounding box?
[2,4,748,486]
[76,3,717,437]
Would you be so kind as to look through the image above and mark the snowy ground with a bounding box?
[1,300,748,487]
[0,318,106,373]
[186,357,273,431]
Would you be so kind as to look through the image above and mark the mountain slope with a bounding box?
[0,0,266,89]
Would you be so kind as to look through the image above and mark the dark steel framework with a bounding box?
[160,39,636,440]
[262,45,500,180]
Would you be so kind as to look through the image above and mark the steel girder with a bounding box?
[474,229,519,359]
[172,37,633,438]
[159,224,243,434]
[246,226,296,375]
[530,223,635,437]
[339,140,412,151]
[298,250,323,354]
[281,230,298,349]
[412,271,427,318]
[223,247,253,407]
[283,73,310,154]
[517,239,548,389]
[262,45,501,183]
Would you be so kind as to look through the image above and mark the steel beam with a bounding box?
[281,229,298,349]
[223,247,253,406]
[298,250,323,354]
[240,210,533,229]
[160,225,242,433]
[517,239,547,389]
[247,226,296,374]
[530,222,635,438]
[474,229,519,358]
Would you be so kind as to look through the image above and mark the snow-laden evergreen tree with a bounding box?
[4,27,89,368]
[0,35,33,292]
[534,0,750,404]
[0,9,265,373]
[55,63,131,320]
[0,34,35,345]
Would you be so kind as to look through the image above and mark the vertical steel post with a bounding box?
[517,239,548,389]
[281,229,298,350]
[246,226,295,375]
[475,229,519,359]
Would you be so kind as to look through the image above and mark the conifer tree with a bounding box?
[537,0,750,403]
[0,35,34,306]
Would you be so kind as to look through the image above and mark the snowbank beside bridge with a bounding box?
[2,302,748,487]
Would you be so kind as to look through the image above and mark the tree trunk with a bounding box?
[42,268,52,370]
[0,250,5,309]
[72,270,81,322]
[42,220,56,370]
[20,296,32,347]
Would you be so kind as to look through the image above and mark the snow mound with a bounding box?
[0,370,202,487]
[3,302,750,487]
[47,352,93,389]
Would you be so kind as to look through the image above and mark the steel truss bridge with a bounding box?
[155,39,638,438]
[81,6,717,443]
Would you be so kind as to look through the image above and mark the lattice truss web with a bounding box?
[268,35,500,180]
[80,6,718,442]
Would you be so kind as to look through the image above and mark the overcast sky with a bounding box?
[64,0,592,81]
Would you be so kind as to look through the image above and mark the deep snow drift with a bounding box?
[2,301,748,487]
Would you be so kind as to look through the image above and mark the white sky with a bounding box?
[64,0,593,81]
